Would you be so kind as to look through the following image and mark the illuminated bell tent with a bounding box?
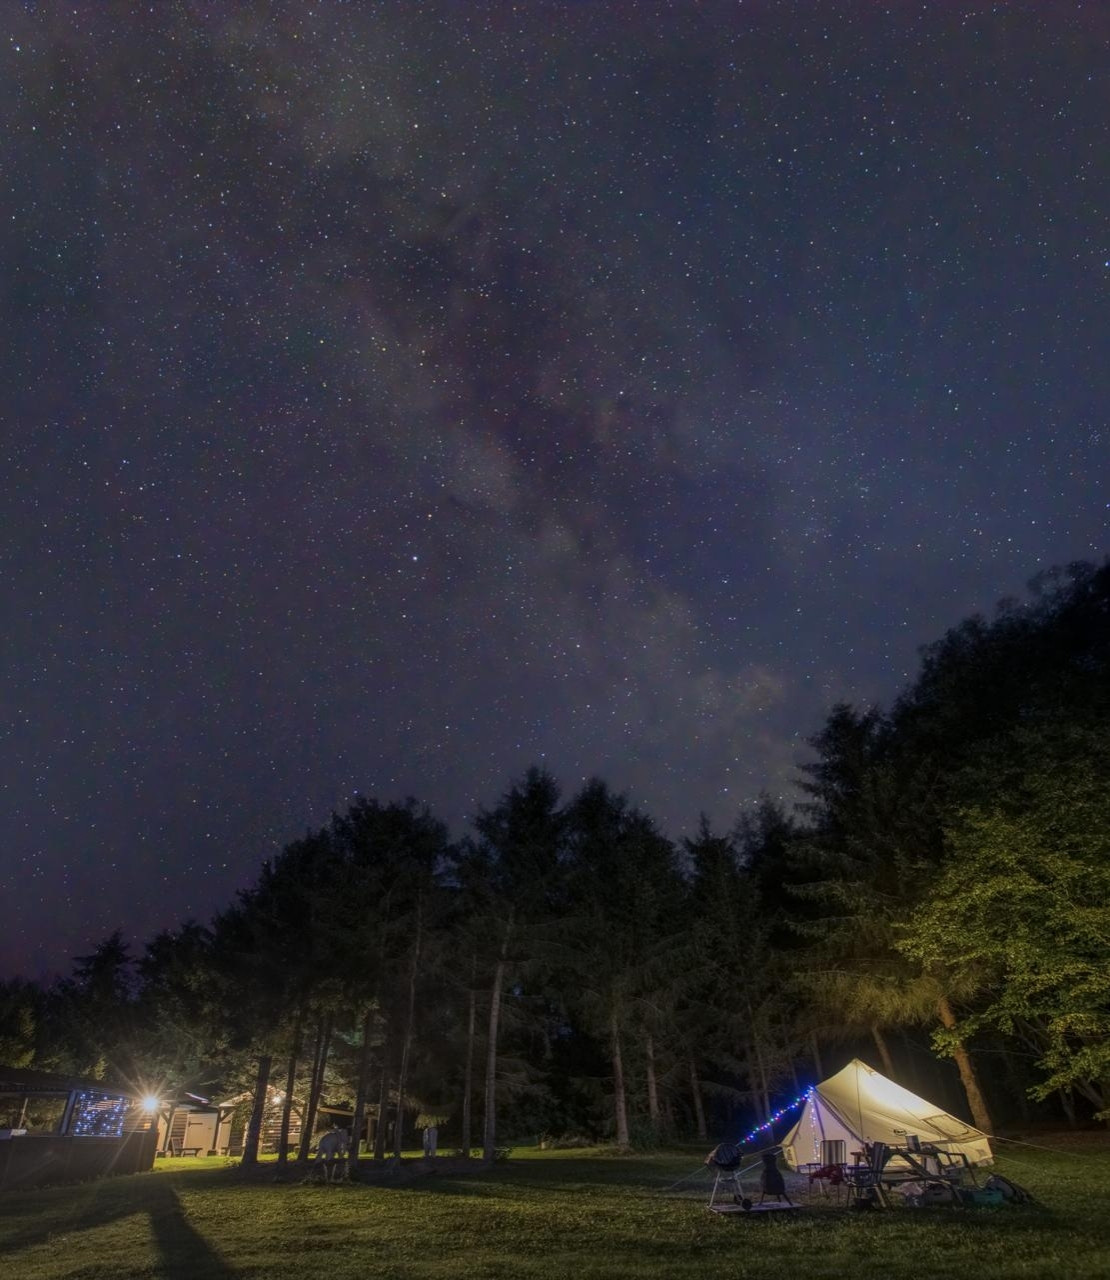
[781,1059,993,1170]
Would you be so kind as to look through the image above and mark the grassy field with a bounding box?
[1,1139,1109,1280]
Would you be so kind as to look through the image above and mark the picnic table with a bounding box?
[843,1142,979,1208]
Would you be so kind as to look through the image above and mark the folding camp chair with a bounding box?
[844,1142,893,1208]
[805,1139,847,1201]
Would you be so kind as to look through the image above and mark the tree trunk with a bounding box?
[870,1023,896,1078]
[297,1018,325,1162]
[482,958,506,1162]
[936,994,993,1133]
[349,1005,375,1174]
[393,895,424,1159]
[373,1025,390,1160]
[810,1031,824,1080]
[611,1009,630,1147]
[645,1032,660,1135]
[241,1053,272,1167]
[689,1056,707,1141]
[750,1039,770,1124]
[1066,1075,1104,1112]
[297,1014,332,1161]
[277,1003,304,1164]
[482,911,513,1163]
[746,1000,770,1122]
[461,969,477,1158]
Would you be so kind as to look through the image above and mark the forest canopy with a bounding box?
[4,559,1108,1160]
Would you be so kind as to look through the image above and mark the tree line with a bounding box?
[3,559,1108,1166]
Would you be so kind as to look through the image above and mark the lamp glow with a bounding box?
[141,1095,160,1113]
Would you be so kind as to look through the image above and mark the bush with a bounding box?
[627,1122,664,1151]
[536,1132,596,1150]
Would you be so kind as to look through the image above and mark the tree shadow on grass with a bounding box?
[146,1176,237,1279]
[0,1175,236,1278]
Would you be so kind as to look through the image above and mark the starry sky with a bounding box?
[3,1,1107,979]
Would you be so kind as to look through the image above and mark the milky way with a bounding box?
[3,2,1107,976]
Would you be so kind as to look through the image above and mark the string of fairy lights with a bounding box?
[808,1084,827,1155]
[737,1086,813,1146]
[69,1091,131,1138]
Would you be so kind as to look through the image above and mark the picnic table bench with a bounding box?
[844,1141,979,1208]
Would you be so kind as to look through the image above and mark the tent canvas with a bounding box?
[781,1059,992,1170]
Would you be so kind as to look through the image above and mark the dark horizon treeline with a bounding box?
[3,559,1109,1164]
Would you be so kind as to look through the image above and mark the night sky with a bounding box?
[3,2,1107,979]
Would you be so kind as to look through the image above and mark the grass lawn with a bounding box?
[1,1138,1109,1279]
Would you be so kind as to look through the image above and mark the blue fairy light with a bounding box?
[70,1091,131,1138]
[738,1087,812,1145]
